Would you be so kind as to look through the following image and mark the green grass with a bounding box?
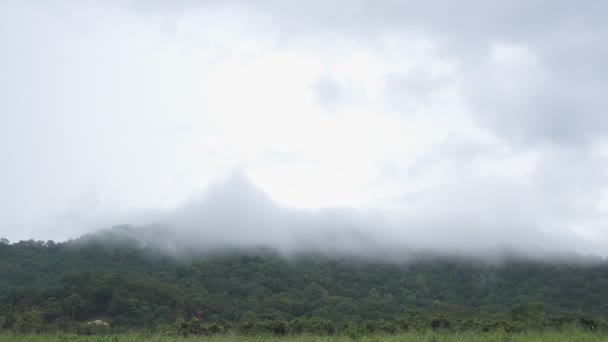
[2,332,608,342]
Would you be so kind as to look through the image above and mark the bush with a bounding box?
[430,315,451,331]
[378,320,397,334]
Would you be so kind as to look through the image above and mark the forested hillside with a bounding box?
[1,230,608,335]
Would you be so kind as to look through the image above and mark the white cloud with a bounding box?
[1,1,608,258]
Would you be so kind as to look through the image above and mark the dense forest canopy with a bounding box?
[1,227,608,335]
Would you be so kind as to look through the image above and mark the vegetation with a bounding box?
[2,230,608,337]
[2,331,608,342]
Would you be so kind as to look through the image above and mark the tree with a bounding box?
[14,307,43,333]
[64,293,85,324]
[368,288,381,300]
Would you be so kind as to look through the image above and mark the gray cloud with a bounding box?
[245,0,608,145]
[311,73,353,109]
[461,42,608,145]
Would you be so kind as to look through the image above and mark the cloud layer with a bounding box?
[84,172,601,261]
[1,1,608,257]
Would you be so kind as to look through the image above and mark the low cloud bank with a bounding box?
[80,172,604,263]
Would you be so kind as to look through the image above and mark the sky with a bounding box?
[1,1,608,257]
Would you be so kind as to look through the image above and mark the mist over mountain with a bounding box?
[64,172,603,264]
[4,1,608,337]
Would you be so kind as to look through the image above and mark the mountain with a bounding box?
[1,231,608,333]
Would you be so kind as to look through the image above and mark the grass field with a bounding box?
[2,332,608,342]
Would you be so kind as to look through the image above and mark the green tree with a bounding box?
[64,293,85,323]
[14,307,43,333]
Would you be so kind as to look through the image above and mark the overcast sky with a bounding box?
[1,1,608,257]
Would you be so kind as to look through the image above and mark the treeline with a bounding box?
[1,234,608,335]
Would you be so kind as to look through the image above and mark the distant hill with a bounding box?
[1,227,608,333]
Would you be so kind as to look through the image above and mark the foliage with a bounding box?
[2,234,608,335]
[2,331,608,342]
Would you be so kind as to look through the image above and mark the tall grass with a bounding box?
[1,331,607,342]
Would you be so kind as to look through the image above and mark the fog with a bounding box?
[1,1,608,260]
[76,171,605,262]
